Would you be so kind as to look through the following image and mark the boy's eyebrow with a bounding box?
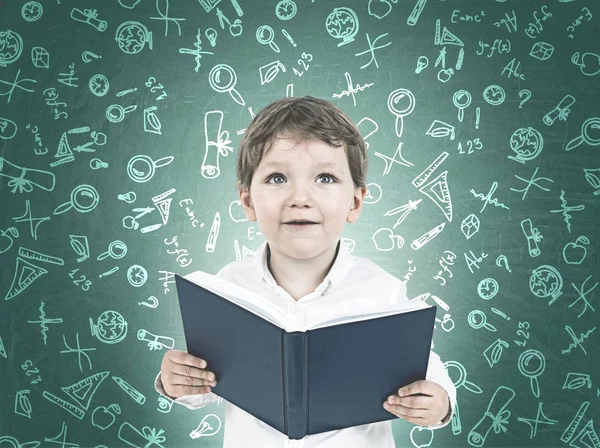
[263,161,339,169]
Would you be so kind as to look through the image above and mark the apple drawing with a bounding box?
[572,52,600,77]
[410,425,434,447]
[368,0,393,19]
[91,404,121,430]
[0,227,19,254]
[562,236,589,265]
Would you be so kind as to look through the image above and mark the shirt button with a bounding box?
[290,441,298,448]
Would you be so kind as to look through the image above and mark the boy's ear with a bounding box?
[347,186,368,223]
[238,188,257,222]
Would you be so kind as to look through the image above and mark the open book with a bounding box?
[175,271,437,439]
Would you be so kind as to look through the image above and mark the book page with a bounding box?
[309,303,426,331]
[183,270,292,330]
[182,271,431,333]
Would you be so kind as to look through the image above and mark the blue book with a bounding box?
[175,272,437,439]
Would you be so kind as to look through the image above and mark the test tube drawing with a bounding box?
[206,211,220,253]
[407,0,427,26]
[410,223,445,250]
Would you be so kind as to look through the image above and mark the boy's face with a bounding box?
[239,134,367,260]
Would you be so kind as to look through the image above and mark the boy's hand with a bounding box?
[382,379,450,427]
[161,349,218,398]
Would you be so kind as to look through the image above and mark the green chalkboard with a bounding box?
[1,0,599,447]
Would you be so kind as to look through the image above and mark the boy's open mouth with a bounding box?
[284,220,318,225]
[284,220,318,226]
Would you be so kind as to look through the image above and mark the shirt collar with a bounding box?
[254,239,353,295]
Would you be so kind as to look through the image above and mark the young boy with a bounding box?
[156,96,456,447]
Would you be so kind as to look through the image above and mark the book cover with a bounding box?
[175,271,437,438]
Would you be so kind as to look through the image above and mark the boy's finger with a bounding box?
[386,394,429,409]
[398,381,436,397]
[170,351,208,369]
[171,363,217,382]
[169,372,217,387]
[171,384,213,396]
[383,401,427,420]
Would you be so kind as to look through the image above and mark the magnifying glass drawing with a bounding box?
[565,117,600,151]
[256,25,280,53]
[209,64,246,106]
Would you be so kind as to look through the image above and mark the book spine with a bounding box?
[282,330,308,439]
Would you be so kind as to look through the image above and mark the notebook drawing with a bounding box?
[174,271,437,439]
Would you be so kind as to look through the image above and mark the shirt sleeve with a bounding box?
[424,348,456,430]
[154,371,220,410]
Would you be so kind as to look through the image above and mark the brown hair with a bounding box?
[236,96,368,194]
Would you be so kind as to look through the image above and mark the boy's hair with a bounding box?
[236,96,368,193]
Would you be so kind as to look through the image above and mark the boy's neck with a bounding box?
[266,241,339,301]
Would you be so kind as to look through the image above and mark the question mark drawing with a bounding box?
[496,255,511,273]
[82,51,102,63]
[518,89,532,108]
[138,296,159,308]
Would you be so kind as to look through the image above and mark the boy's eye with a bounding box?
[266,172,337,184]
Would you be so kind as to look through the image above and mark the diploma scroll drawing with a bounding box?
[468,386,515,447]
[0,158,56,194]
[118,422,166,448]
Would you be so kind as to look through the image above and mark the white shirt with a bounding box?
[155,238,456,448]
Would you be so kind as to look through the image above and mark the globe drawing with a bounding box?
[325,7,359,47]
[0,30,24,67]
[115,21,153,55]
[508,126,544,163]
[529,265,563,305]
[89,310,128,344]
